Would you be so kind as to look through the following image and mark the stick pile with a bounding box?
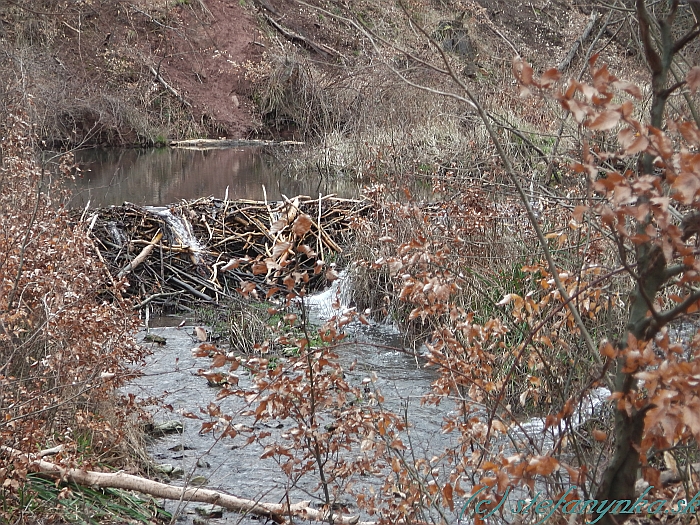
[83,195,369,311]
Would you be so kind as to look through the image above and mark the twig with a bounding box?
[262,13,340,58]
[558,10,600,72]
[37,445,64,458]
[117,231,163,279]
[132,291,184,310]
[148,66,191,108]
[318,193,324,261]
[62,20,80,34]
[8,180,42,309]
[130,5,181,31]
[169,277,214,302]
[487,113,548,158]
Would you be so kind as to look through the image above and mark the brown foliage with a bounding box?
[0,109,146,518]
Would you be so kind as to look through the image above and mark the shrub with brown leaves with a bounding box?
[0,110,146,518]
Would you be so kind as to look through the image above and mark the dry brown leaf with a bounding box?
[672,173,700,204]
[682,401,700,437]
[497,293,514,306]
[272,241,292,259]
[572,205,589,222]
[589,109,621,131]
[283,275,295,290]
[592,429,607,442]
[617,128,649,155]
[252,261,268,275]
[442,483,454,511]
[491,420,507,433]
[240,281,256,294]
[513,58,533,86]
[612,80,642,98]
[563,464,582,485]
[687,66,700,94]
[649,127,674,158]
[269,219,288,235]
[564,98,588,123]
[625,135,649,155]
[194,326,208,342]
[678,121,700,145]
[220,259,239,272]
[539,67,560,87]
[292,214,313,237]
[620,100,634,117]
[191,343,216,357]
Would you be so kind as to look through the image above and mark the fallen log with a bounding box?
[557,10,599,72]
[169,138,305,149]
[1,445,372,525]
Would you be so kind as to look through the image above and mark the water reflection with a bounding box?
[68,148,358,207]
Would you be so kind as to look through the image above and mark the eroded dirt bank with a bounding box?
[1,0,265,145]
[0,0,647,147]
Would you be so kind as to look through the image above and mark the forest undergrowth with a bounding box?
[0,105,161,523]
[2,1,700,524]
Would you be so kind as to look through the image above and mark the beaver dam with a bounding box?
[83,195,369,311]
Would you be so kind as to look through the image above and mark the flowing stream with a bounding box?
[130,277,611,524]
[127,283,450,524]
[71,146,436,523]
[73,146,611,524]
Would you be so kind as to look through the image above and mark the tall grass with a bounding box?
[16,473,170,525]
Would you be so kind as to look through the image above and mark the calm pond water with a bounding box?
[68,147,358,207]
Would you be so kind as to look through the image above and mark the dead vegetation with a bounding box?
[0,107,153,521]
[3,1,700,524]
[0,0,646,150]
[249,0,646,182]
[0,0,263,146]
[84,194,368,311]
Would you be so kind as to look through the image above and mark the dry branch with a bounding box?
[77,196,369,311]
[117,231,162,279]
[149,65,191,108]
[262,13,340,57]
[557,10,600,72]
[0,446,370,525]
